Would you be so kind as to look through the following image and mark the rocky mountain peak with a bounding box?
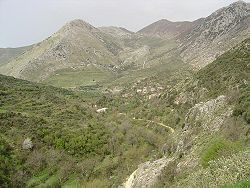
[189,0,249,40]
[230,0,248,7]
[137,19,196,39]
[58,19,98,36]
[67,19,95,29]
[213,0,249,17]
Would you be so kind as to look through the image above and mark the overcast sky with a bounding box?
[0,0,249,47]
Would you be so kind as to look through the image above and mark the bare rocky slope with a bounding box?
[138,1,250,68]
[180,0,250,68]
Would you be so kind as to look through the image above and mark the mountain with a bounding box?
[1,1,250,186]
[0,20,120,83]
[137,19,203,39]
[180,0,250,67]
[0,1,249,88]
[137,1,250,68]
[0,45,32,65]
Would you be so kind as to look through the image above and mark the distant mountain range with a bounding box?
[0,1,249,85]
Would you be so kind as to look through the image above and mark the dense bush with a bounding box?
[233,88,250,124]
[196,38,250,98]
[0,137,16,187]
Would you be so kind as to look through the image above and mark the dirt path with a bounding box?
[133,117,175,133]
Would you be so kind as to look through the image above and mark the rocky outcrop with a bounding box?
[122,157,174,188]
[22,138,33,150]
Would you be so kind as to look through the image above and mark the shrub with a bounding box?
[0,137,15,187]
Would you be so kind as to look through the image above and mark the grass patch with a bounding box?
[224,181,250,188]
[43,66,114,88]
[62,176,80,188]
[201,137,245,167]
[26,171,51,187]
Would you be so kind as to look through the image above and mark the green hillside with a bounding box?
[0,74,170,187]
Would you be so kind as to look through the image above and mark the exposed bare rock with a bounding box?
[180,1,250,68]
[185,95,228,125]
[22,138,33,150]
[96,108,108,113]
[122,157,174,188]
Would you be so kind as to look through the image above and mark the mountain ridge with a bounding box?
[0,1,249,85]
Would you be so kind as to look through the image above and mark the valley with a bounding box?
[0,1,249,188]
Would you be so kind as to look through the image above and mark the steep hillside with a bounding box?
[137,19,201,39]
[180,1,250,68]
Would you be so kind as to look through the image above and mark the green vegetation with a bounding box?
[0,137,17,187]
[233,88,250,124]
[0,74,169,187]
[196,38,250,98]
[0,35,249,188]
[224,181,250,188]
